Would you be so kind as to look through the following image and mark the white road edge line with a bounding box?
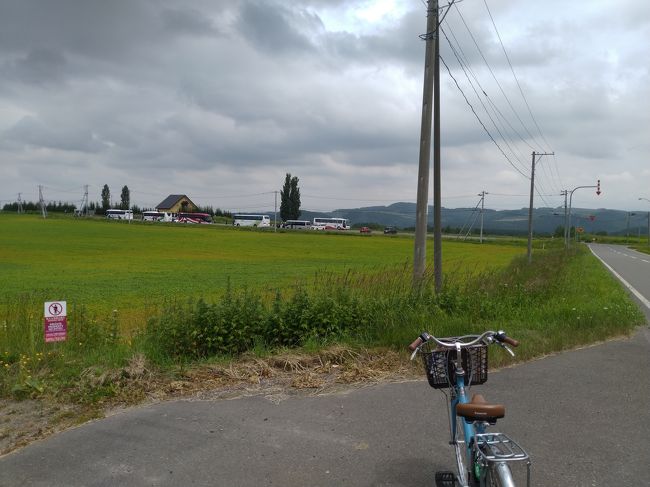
[589,246,650,310]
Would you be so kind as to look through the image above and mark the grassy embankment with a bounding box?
[0,213,644,408]
[631,245,650,255]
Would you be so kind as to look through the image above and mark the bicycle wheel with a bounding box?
[485,462,515,487]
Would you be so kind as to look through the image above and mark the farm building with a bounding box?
[156,195,199,213]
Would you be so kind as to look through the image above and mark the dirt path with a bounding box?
[1,347,418,456]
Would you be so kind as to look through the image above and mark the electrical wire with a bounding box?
[441,25,530,175]
[444,24,535,155]
[451,3,544,151]
[440,55,529,180]
[482,0,552,153]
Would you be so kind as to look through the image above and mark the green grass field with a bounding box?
[1,213,644,411]
[0,213,524,327]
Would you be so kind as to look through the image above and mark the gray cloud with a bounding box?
[161,7,221,37]
[236,0,321,54]
[2,48,69,85]
[0,0,648,212]
[3,115,108,153]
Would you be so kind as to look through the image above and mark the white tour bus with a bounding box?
[142,211,170,222]
[105,209,133,220]
[282,220,311,229]
[311,217,350,230]
[232,214,271,227]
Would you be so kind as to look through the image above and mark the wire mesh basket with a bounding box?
[420,340,488,389]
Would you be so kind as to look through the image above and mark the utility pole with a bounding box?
[17,193,24,214]
[526,152,536,264]
[274,191,278,232]
[626,212,635,244]
[527,151,554,263]
[561,190,568,248]
[38,185,47,219]
[639,198,650,246]
[432,0,442,293]
[478,191,488,243]
[413,0,438,285]
[567,180,600,248]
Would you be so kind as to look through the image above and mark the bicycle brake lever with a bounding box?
[496,341,515,357]
[410,349,418,361]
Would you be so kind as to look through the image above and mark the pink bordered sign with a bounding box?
[44,301,67,342]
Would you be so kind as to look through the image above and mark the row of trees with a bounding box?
[2,201,76,213]
[3,176,302,219]
[101,184,130,211]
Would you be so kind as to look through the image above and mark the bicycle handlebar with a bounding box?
[496,332,519,348]
[408,330,519,353]
[408,335,426,352]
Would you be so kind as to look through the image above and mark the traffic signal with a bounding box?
[596,179,601,195]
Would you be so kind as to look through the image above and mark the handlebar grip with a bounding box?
[502,336,519,347]
[408,337,424,352]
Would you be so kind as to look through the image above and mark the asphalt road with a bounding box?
[2,328,649,487]
[1,244,649,487]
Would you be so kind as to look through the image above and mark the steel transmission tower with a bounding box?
[77,185,89,217]
[38,185,47,219]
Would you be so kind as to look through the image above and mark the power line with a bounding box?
[441,25,530,175]
[451,3,544,151]
[443,22,536,156]
[440,55,529,179]
[482,0,552,152]
[480,0,564,193]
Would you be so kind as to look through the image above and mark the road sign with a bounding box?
[44,301,67,342]
[577,227,584,234]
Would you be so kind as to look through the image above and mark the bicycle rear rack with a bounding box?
[475,433,531,487]
[475,433,528,462]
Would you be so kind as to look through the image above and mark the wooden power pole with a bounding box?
[413,0,439,286]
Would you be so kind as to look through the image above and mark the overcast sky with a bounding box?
[0,0,648,215]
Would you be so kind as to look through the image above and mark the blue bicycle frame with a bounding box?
[448,345,486,486]
[452,374,480,466]
[411,332,530,487]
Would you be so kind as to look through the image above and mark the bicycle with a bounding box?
[408,330,531,487]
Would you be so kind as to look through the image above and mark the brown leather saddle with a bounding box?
[456,394,505,423]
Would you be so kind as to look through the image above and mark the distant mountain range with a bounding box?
[299,203,649,236]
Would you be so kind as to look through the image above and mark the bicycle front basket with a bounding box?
[421,341,488,389]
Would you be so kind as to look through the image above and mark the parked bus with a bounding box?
[282,220,311,229]
[233,214,271,227]
[105,209,133,220]
[142,211,171,222]
[311,217,350,230]
[176,212,212,224]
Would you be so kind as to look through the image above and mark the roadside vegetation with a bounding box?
[0,214,645,452]
[631,245,650,255]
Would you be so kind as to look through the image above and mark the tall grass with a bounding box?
[143,246,643,365]
[1,246,643,403]
[0,294,133,400]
